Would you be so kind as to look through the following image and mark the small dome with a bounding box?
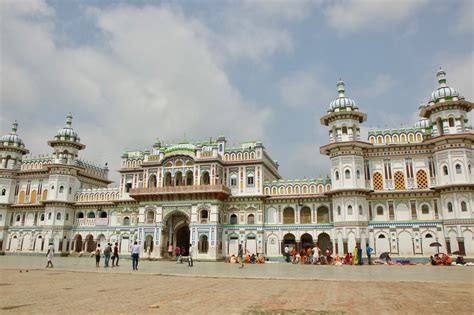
[414,118,431,129]
[55,113,80,141]
[0,121,25,148]
[328,79,358,112]
[428,68,463,105]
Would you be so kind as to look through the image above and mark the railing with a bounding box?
[129,184,231,195]
[76,218,109,226]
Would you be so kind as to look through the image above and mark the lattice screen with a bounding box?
[416,170,428,189]
[373,172,383,190]
[394,171,406,190]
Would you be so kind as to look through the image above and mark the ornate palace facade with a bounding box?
[1,69,473,259]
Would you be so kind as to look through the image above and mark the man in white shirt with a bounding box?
[312,244,320,264]
[188,243,194,267]
[131,241,140,270]
[46,243,54,268]
[284,245,290,263]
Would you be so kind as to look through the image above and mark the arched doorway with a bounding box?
[85,234,95,252]
[186,171,193,186]
[317,232,331,252]
[175,172,183,186]
[301,233,313,250]
[74,235,83,252]
[162,211,190,257]
[282,233,296,253]
[144,235,154,253]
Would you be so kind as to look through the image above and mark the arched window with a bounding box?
[100,211,108,218]
[48,212,52,220]
[87,211,96,218]
[447,202,453,212]
[65,213,69,221]
[448,117,455,127]
[283,207,295,224]
[68,187,72,194]
[77,212,84,219]
[56,212,61,220]
[230,214,238,224]
[200,210,209,224]
[300,207,311,224]
[317,206,329,223]
[1,188,6,196]
[148,174,157,188]
[455,164,462,174]
[425,233,433,238]
[164,172,172,187]
[40,213,45,221]
[378,234,386,239]
[335,171,340,180]
[247,214,255,224]
[416,170,428,189]
[443,165,449,176]
[358,205,363,215]
[123,216,130,225]
[198,235,208,253]
[59,186,64,193]
[247,174,254,186]
[461,201,467,212]
[337,206,341,216]
[146,210,155,224]
[16,214,21,222]
[345,169,351,179]
[342,126,348,135]
[356,170,361,179]
[376,206,384,216]
[372,172,383,190]
[201,171,210,185]
[175,172,183,186]
[186,171,193,186]
[347,205,353,215]
[421,204,429,214]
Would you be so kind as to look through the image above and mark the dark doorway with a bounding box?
[318,233,331,252]
[176,225,190,256]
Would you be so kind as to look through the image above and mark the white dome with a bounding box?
[328,80,358,112]
[0,121,25,148]
[428,68,463,105]
[55,113,80,141]
[414,118,431,129]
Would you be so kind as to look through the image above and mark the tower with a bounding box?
[320,80,370,256]
[47,113,85,165]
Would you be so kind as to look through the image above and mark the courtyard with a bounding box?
[0,256,473,314]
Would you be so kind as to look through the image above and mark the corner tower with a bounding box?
[48,113,85,165]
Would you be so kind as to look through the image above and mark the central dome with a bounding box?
[0,121,25,148]
[428,68,463,105]
[328,80,359,113]
[55,113,80,141]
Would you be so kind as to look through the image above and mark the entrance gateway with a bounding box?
[162,208,191,257]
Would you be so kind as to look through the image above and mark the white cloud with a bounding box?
[204,0,316,63]
[323,0,427,34]
[279,69,332,108]
[1,1,272,182]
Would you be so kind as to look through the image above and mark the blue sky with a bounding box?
[1,0,473,183]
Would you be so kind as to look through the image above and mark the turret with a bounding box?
[47,113,85,165]
[0,121,29,169]
[419,68,473,137]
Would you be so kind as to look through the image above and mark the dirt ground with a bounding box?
[0,269,473,314]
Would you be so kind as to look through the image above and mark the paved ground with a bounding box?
[0,256,473,314]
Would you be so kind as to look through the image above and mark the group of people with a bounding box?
[284,244,375,266]
[430,253,453,266]
[93,242,121,268]
[167,243,195,267]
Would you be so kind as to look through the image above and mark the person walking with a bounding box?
[366,244,373,265]
[131,241,140,270]
[112,242,120,267]
[238,244,244,268]
[312,244,320,264]
[104,243,112,268]
[46,243,54,268]
[188,243,194,267]
[175,246,181,264]
[168,243,173,260]
[353,245,358,265]
[95,244,101,267]
[284,245,290,263]
[358,245,363,265]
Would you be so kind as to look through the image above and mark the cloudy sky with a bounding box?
[1,0,473,183]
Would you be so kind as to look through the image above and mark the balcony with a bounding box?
[76,218,109,226]
[129,184,231,201]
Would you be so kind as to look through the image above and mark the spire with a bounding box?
[11,121,18,134]
[437,67,447,87]
[337,79,345,97]
[66,113,73,127]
